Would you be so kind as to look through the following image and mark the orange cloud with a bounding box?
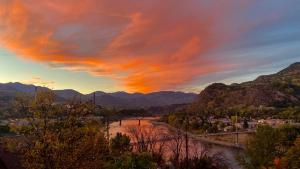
[0,0,276,92]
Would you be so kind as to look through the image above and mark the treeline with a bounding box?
[161,103,300,135]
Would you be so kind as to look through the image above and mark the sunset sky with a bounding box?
[0,0,300,94]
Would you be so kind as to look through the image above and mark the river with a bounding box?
[109,117,242,169]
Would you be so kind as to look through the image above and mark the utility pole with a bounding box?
[35,86,38,103]
[93,92,96,114]
[185,111,189,169]
[106,115,110,141]
[105,106,111,143]
[235,111,239,145]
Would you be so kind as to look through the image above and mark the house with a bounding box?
[224,126,234,132]
[258,119,287,127]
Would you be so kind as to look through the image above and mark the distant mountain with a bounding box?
[0,82,49,93]
[84,91,197,108]
[0,83,50,109]
[54,89,82,100]
[195,62,300,109]
[0,83,197,109]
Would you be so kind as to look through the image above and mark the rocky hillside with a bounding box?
[196,62,300,109]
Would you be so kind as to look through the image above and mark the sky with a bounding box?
[0,0,299,94]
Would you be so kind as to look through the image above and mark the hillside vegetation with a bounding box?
[196,63,300,109]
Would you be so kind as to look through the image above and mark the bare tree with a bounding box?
[126,125,168,157]
[168,128,185,167]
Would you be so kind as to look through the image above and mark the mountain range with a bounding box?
[195,62,300,109]
[1,62,299,110]
[0,83,197,109]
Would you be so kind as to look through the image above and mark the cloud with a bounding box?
[23,77,55,88]
[0,0,289,92]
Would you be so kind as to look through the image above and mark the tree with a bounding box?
[243,118,249,129]
[238,125,280,169]
[0,125,10,136]
[111,152,157,169]
[238,124,300,169]
[282,137,300,169]
[110,132,132,155]
[109,133,158,169]
[277,125,300,155]
[279,107,300,122]
[11,91,110,169]
[126,125,167,167]
[169,129,185,168]
[178,152,230,169]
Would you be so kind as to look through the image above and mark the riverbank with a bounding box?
[153,121,245,150]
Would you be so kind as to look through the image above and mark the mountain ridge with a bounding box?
[1,62,299,109]
[0,82,197,108]
[195,62,300,109]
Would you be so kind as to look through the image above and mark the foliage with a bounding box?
[11,91,110,169]
[277,125,300,155]
[0,125,10,135]
[111,152,157,169]
[3,91,234,169]
[190,118,200,129]
[238,125,300,169]
[278,106,300,122]
[171,150,230,169]
[169,150,230,168]
[230,116,239,124]
[281,137,300,169]
[203,123,218,133]
[243,119,249,129]
[110,132,132,155]
[238,125,280,169]
[168,112,185,128]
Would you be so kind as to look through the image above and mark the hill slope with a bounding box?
[196,62,300,109]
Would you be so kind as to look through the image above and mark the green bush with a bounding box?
[0,125,10,134]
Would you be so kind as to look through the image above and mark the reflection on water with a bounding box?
[110,117,241,169]
[110,117,156,136]
[110,117,171,138]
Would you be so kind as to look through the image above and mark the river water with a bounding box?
[109,117,242,169]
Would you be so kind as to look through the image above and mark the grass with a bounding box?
[207,133,253,145]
